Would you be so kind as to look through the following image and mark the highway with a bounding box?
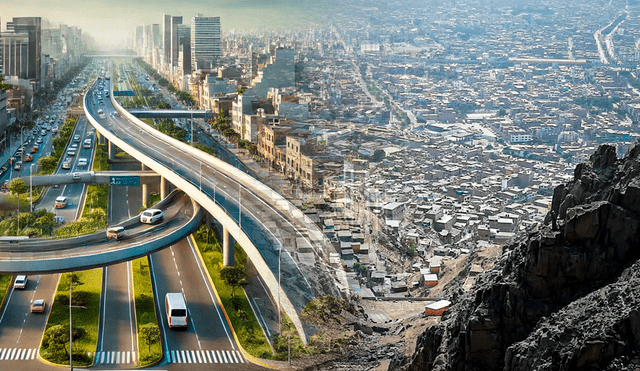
[37,116,96,222]
[88,74,345,342]
[0,190,201,274]
[95,162,140,368]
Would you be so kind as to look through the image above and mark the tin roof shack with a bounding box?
[383,202,405,221]
[497,218,515,232]
[424,273,439,287]
[424,300,451,316]
[430,261,442,274]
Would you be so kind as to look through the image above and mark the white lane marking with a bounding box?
[100,267,108,350]
[127,261,135,355]
[188,238,235,349]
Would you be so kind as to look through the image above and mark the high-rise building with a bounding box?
[190,16,221,71]
[170,16,183,68]
[135,25,143,51]
[6,17,41,81]
[152,24,161,49]
[163,14,171,65]
[177,24,191,76]
[1,33,30,79]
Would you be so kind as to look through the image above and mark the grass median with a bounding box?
[192,225,273,359]
[40,269,102,366]
[132,257,162,366]
[0,275,12,307]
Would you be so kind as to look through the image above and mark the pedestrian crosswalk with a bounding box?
[94,351,136,364]
[168,349,244,364]
[0,348,38,361]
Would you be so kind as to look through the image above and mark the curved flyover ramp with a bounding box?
[87,77,348,343]
[0,190,203,274]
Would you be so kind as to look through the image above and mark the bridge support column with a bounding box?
[160,177,169,199]
[142,164,149,171]
[108,140,116,160]
[223,226,235,267]
[142,184,149,208]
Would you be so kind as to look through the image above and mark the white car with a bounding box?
[140,209,164,224]
[14,275,27,289]
[72,172,81,180]
[77,158,88,167]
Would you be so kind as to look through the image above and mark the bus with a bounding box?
[165,293,187,328]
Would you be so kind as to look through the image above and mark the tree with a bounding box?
[220,266,249,297]
[9,178,28,220]
[9,178,28,196]
[38,156,58,174]
[140,323,160,352]
[43,324,70,358]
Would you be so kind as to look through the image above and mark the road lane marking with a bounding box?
[166,350,243,363]
[188,238,235,349]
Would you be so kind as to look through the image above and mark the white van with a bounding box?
[165,293,187,328]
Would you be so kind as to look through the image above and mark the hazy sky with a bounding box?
[1,0,320,49]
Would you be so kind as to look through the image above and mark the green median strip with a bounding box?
[192,225,274,359]
[132,257,162,366]
[40,269,102,366]
[0,275,13,307]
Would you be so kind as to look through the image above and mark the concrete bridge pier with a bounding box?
[223,226,235,267]
[142,184,149,208]
[160,176,169,199]
[108,140,116,161]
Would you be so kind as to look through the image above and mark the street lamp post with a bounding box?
[278,243,282,334]
[190,105,194,147]
[30,164,35,212]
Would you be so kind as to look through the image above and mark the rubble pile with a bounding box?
[399,142,640,371]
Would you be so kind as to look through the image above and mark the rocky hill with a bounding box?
[398,142,640,371]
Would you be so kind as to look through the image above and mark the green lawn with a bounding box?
[193,227,273,359]
[0,275,12,307]
[132,257,161,366]
[40,269,102,366]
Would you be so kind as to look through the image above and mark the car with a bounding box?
[61,159,72,170]
[106,226,125,240]
[13,161,22,171]
[83,139,92,149]
[140,209,164,224]
[73,135,81,142]
[30,299,45,313]
[14,150,22,158]
[72,172,80,180]
[31,146,39,154]
[54,196,67,209]
[77,158,88,167]
[67,149,76,156]
[24,155,33,162]
[41,130,46,136]
[1,180,8,191]
[14,275,27,289]
[36,138,43,144]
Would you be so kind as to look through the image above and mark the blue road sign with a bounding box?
[109,176,140,186]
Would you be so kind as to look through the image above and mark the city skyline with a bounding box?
[1,0,326,49]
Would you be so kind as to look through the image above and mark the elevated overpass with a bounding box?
[128,109,213,119]
[85,78,347,343]
[0,191,203,273]
[21,171,161,187]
